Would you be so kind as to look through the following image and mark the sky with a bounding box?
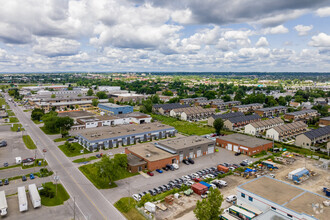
[1,0,330,73]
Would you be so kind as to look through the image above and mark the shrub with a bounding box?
[39,186,55,198]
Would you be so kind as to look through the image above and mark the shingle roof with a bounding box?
[285,109,318,116]
[227,114,261,123]
[173,106,215,115]
[234,103,263,108]
[249,118,284,129]
[258,106,287,112]
[212,112,244,120]
[320,116,330,121]
[153,103,190,110]
[273,121,307,134]
[303,126,330,140]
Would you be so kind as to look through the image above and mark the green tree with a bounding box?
[222,95,231,102]
[162,90,173,96]
[108,98,115,103]
[96,91,108,99]
[204,91,217,100]
[92,99,99,107]
[95,156,117,186]
[213,118,224,135]
[31,108,45,121]
[87,89,93,96]
[278,96,287,106]
[51,94,56,98]
[138,193,152,207]
[194,188,224,220]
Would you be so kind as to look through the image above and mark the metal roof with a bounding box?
[303,126,330,140]
[227,114,261,123]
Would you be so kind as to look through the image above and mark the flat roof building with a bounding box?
[216,133,273,156]
[98,103,133,115]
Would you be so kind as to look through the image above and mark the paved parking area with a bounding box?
[0,131,36,167]
[103,147,257,204]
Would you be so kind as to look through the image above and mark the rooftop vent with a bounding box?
[146,153,151,157]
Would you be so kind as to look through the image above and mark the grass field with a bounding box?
[114,197,145,220]
[79,163,138,189]
[72,156,98,163]
[54,136,74,142]
[9,117,19,123]
[10,124,24,132]
[6,110,15,116]
[40,126,59,135]
[58,142,90,157]
[151,114,215,135]
[23,109,32,112]
[0,98,9,109]
[40,182,70,206]
[22,135,37,149]
[33,120,43,124]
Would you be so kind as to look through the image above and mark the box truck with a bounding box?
[28,184,41,208]
[18,186,28,212]
[0,191,8,216]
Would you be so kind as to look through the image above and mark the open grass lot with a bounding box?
[151,114,215,135]
[58,142,90,157]
[79,163,138,189]
[54,136,74,142]
[9,117,19,123]
[22,135,37,149]
[23,109,33,112]
[40,182,70,206]
[72,156,98,163]
[6,110,15,116]
[0,98,9,108]
[33,119,43,124]
[115,197,145,220]
[10,123,24,132]
[40,126,59,135]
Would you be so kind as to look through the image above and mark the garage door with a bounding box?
[179,154,183,161]
[189,151,194,158]
[208,146,214,154]
[197,149,202,157]
[227,144,232,151]
[233,145,239,152]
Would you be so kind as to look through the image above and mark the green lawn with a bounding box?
[54,136,74,142]
[40,126,59,135]
[33,120,43,124]
[0,98,9,109]
[10,124,24,132]
[58,142,90,157]
[79,163,138,189]
[9,117,19,123]
[115,197,145,220]
[6,110,15,116]
[22,159,48,169]
[22,135,37,149]
[151,114,215,135]
[72,156,98,163]
[23,109,33,112]
[40,182,70,206]
[0,164,21,170]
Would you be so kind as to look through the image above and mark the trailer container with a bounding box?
[288,168,305,180]
[28,184,41,208]
[217,165,229,173]
[191,183,208,195]
[0,191,8,216]
[199,181,211,189]
[18,186,28,212]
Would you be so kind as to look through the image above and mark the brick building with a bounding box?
[254,106,287,117]
[216,133,273,156]
[319,116,330,127]
[223,114,261,131]
[208,112,244,126]
[284,109,318,122]
[231,103,263,113]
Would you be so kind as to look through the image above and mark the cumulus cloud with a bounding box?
[262,25,289,34]
[294,25,313,36]
[316,7,330,17]
[309,33,330,47]
[33,37,81,57]
[255,37,269,47]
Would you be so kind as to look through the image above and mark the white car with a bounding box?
[209,183,217,189]
[172,163,179,170]
[204,174,215,179]
[132,194,141,201]
[226,195,237,203]
[186,181,195,186]
[201,191,209,198]
[191,173,199,178]
[219,180,227,187]
[182,175,191,180]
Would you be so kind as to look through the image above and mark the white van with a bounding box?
[172,163,179,170]
[226,195,237,203]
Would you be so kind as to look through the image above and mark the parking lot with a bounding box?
[0,130,36,167]
[103,147,258,204]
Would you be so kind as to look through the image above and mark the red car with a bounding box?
[193,177,201,182]
[147,171,154,176]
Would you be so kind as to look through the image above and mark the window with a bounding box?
[241,193,245,198]
[248,196,253,202]
[271,207,276,210]
[287,214,293,218]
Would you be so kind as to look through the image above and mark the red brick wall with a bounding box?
[216,138,273,156]
[320,119,330,126]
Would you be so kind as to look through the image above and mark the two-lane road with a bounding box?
[5,95,125,220]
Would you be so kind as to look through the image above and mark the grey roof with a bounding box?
[98,103,131,108]
[249,118,284,129]
[153,103,190,110]
[217,133,272,148]
[234,103,263,108]
[127,154,147,166]
[273,121,307,133]
[257,106,287,112]
[285,109,318,116]
[321,116,330,121]
[227,114,261,123]
[212,112,244,120]
[303,126,330,140]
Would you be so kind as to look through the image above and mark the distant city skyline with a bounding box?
[1,0,330,72]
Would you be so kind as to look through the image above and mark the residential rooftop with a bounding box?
[273,121,307,133]
[321,116,330,121]
[212,112,244,120]
[303,126,330,140]
[285,109,318,116]
[249,117,283,128]
[217,133,271,148]
[127,143,176,162]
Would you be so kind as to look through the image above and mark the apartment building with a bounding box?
[223,114,261,131]
[295,126,330,148]
[180,97,207,105]
[170,106,215,121]
[211,101,241,110]
[284,109,318,122]
[244,118,284,136]
[319,116,330,127]
[207,112,244,126]
[232,103,263,113]
[152,103,190,115]
[255,106,288,117]
[266,121,307,141]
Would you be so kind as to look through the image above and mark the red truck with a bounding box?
[217,165,229,173]
[191,183,208,195]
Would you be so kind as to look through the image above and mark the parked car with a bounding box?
[223,163,230,167]
[3,162,8,167]
[226,195,237,203]
[147,171,154,176]
[166,164,174,171]
[219,180,228,187]
[182,159,190,165]
[172,163,179,170]
[204,174,215,179]
[148,189,156,196]
[201,191,209,198]
[162,166,169,171]
[156,169,163,173]
[22,176,27,181]
[0,180,3,186]
[30,173,35,179]
[187,157,195,164]
[67,138,74,142]
[240,161,248,166]
[132,194,141,201]
[193,177,201,182]
[0,141,7,147]
[96,153,103,158]
[4,179,9,185]
[235,152,241,156]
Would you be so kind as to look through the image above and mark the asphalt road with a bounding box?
[4,94,125,220]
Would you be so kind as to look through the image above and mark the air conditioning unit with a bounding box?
[146,154,151,157]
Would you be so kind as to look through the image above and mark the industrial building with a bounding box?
[231,103,263,113]
[207,112,244,126]
[295,126,330,148]
[155,136,215,161]
[77,123,176,151]
[254,106,288,117]
[152,103,190,115]
[98,103,133,115]
[216,133,273,156]
[266,121,307,141]
[125,143,179,171]
[109,93,146,103]
[284,109,318,122]
[319,116,330,127]
[223,114,261,131]
[244,118,284,136]
[236,176,329,220]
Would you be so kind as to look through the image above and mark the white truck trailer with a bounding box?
[28,184,41,208]
[0,191,8,216]
[18,186,28,212]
